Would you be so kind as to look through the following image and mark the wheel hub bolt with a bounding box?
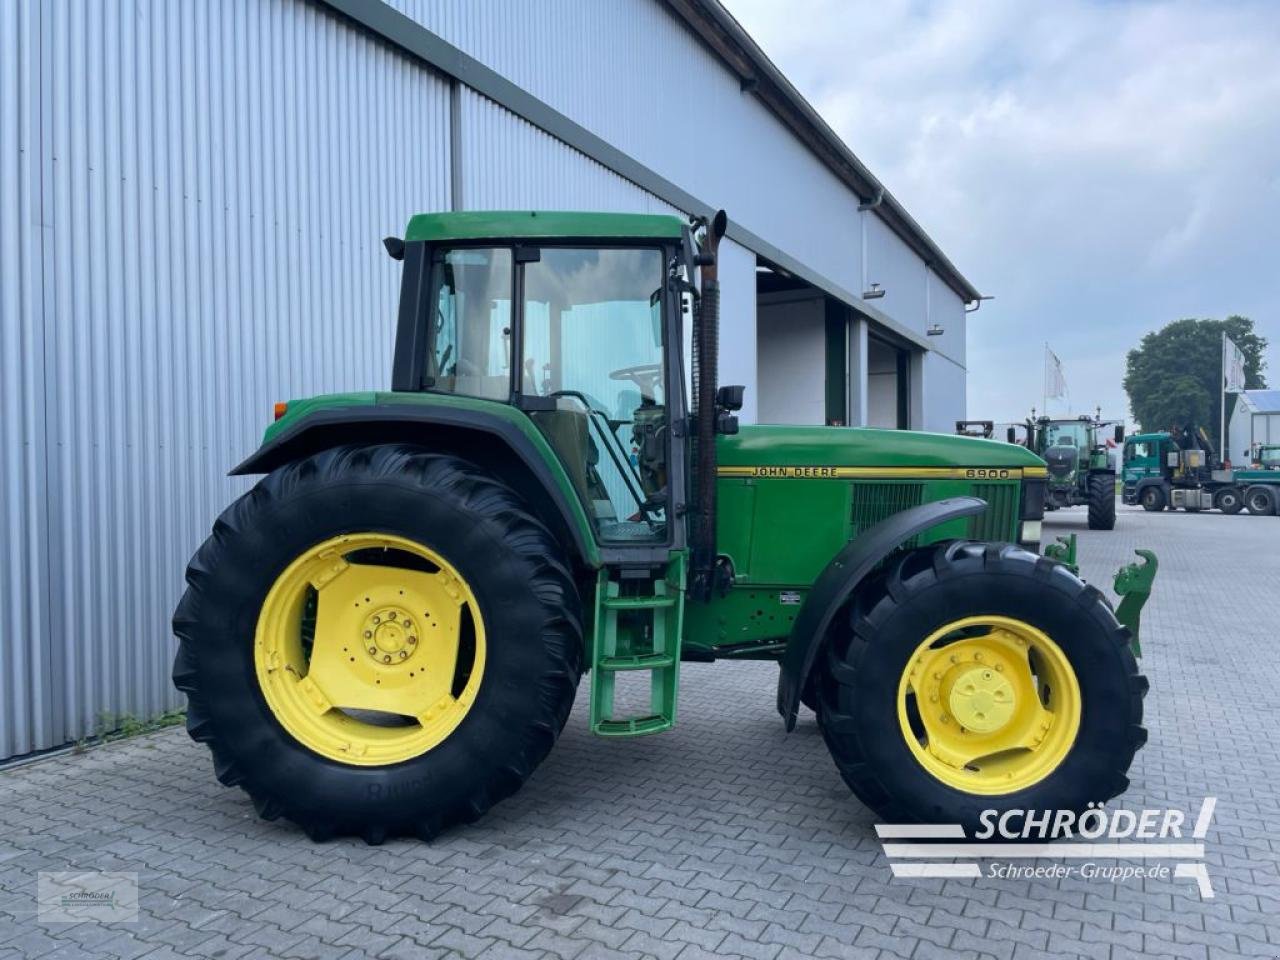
[408,636,417,645]
[387,611,396,620]
[382,655,391,663]
[399,651,408,659]
[368,647,376,655]
[364,630,373,639]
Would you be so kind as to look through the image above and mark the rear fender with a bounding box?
[776,496,987,730]
[231,403,601,568]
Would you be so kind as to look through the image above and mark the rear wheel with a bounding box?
[1087,474,1116,530]
[172,445,582,842]
[1140,485,1166,512]
[1245,485,1276,516]
[815,542,1146,830]
[1214,487,1244,515]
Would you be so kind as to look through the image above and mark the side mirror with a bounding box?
[1006,427,1017,444]
[382,236,406,261]
[716,384,745,412]
[1114,425,1125,444]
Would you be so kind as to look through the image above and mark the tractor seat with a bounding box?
[528,406,594,509]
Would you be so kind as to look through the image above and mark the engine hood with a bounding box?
[717,425,1045,471]
[1043,445,1079,478]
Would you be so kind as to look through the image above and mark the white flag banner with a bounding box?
[1223,335,1246,393]
[1045,346,1067,400]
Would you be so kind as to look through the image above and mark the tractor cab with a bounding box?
[1252,443,1280,470]
[417,234,677,545]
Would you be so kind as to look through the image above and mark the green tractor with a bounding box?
[1016,414,1124,530]
[173,211,1156,843]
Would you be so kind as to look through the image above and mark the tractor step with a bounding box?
[589,553,686,737]
[601,595,678,610]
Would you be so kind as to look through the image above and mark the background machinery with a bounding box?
[959,413,1122,530]
[1122,426,1280,515]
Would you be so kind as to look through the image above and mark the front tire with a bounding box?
[172,445,582,843]
[1140,486,1166,512]
[1087,474,1116,530]
[815,542,1146,830]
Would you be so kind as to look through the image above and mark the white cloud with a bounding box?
[723,0,1280,423]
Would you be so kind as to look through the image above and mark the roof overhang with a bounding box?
[662,0,983,305]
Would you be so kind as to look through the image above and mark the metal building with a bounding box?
[1,0,981,761]
[1228,390,1280,463]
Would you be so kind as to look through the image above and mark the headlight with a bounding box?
[1020,520,1042,546]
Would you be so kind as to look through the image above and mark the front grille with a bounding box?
[851,482,925,536]
[968,483,1019,541]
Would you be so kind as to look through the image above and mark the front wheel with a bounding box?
[814,542,1147,830]
[1087,474,1116,530]
[172,445,582,843]
[1140,486,1166,512]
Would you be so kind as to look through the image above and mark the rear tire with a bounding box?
[1140,486,1166,512]
[172,445,582,843]
[1214,487,1244,515]
[814,542,1146,831]
[1245,485,1276,516]
[1087,474,1116,530]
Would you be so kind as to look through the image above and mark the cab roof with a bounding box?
[404,211,685,244]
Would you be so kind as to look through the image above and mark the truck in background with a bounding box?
[1121,426,1280,515]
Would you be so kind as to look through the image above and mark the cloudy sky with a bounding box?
[722,0,1280,424]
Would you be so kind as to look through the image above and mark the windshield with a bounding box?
[1260,446,1280,467]
[1125,441,1153,461]
[1043,422,1088,448]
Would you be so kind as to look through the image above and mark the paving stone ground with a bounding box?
[2,504,1278,959]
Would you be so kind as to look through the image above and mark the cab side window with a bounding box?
[425,248,513,400]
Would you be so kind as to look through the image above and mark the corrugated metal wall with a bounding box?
[458,87,680,216]
[1,0,451,759]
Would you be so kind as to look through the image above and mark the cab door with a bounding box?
[517,246,675,546]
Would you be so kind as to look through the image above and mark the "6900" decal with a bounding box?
[965,468,1013,479]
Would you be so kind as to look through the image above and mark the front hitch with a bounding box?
[1043,534,1157,658]
[1113,550,1158,658]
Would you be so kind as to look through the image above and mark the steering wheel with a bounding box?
[609,363,662,397]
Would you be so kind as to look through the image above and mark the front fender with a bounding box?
[776,496,987,730]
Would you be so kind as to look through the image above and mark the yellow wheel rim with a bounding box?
[897,616,1081,794]
[254,533,486,766]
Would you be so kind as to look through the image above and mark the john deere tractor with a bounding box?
[1019,414,1123,530]
[174,211,1156,843]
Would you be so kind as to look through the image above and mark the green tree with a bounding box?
[1123,315,1267,453]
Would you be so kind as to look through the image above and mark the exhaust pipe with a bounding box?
[691,210,728,601]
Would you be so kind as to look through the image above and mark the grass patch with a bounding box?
[73,709,187,753]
